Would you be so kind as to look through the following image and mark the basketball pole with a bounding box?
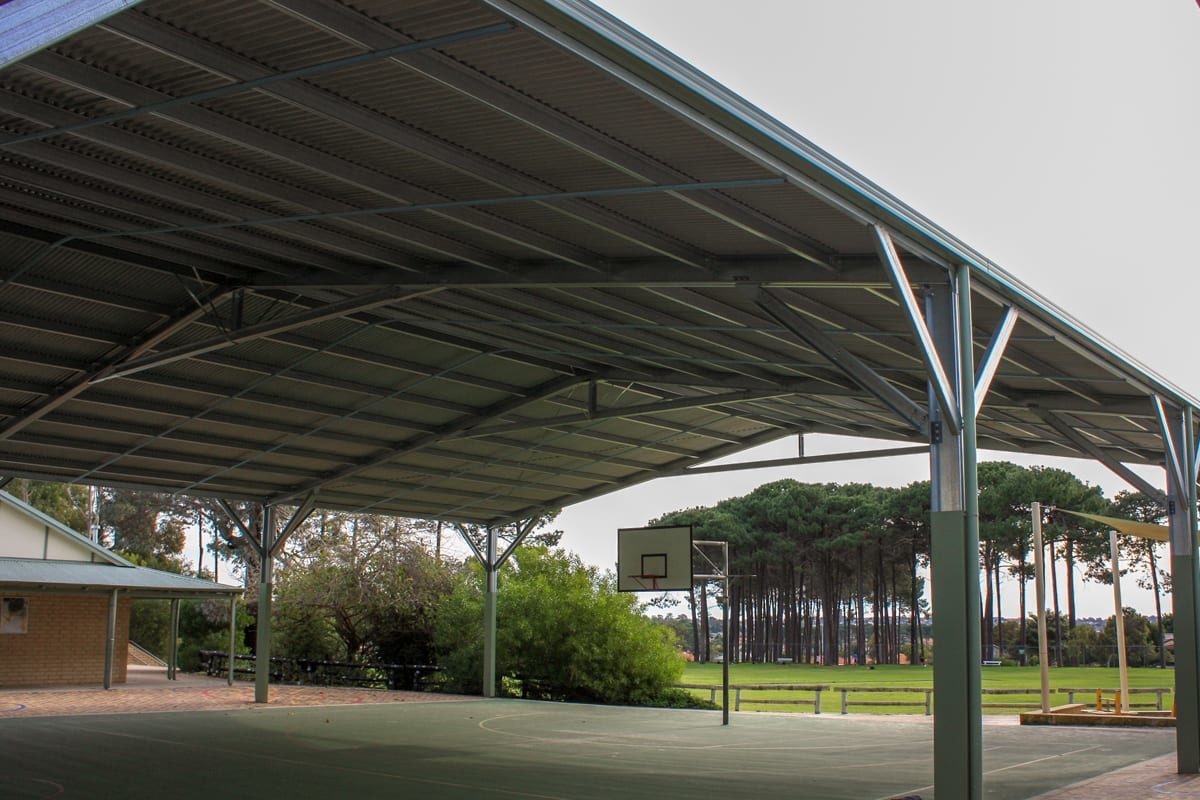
[694,539,729,725]
[1033,502,1050,713]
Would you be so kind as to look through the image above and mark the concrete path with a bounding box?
[0,669,476,719]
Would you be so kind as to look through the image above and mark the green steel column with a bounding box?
[255,505,274,704]
[1168,406,1200,772]
[482,525,498,698]
[926,270,982,799]
[104,588,119,690]
[955,262,983,797]
[227,596,237,686]
[168,598,180,681]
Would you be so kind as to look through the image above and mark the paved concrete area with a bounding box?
[1035,754,1200,798]
[0,667,475,719]
[0,695,1180,799]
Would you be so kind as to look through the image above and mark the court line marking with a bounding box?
[479,713,937,754]
[58,720,572,800]
[875,745,1103,800]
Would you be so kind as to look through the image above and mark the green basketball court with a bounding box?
[0,698,1175,799]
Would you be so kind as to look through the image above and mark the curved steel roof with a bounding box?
[0,0,1191,524]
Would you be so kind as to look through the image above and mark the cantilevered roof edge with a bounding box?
[490,0,1199,415]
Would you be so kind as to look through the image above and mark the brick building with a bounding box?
[0,491,240,688]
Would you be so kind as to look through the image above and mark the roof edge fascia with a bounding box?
[0,0,144,70]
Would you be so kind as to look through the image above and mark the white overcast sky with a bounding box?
[548,0,1200,618]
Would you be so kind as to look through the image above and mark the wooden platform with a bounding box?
[1021,703,1176,727]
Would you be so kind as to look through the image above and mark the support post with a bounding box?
[255,504,275,704]
[483,525,498,698]
[693,539,730,725]
[1111,531,1130,713]
[227,596,237,686]
[104,589,119,690]
[721,542,730,727]
[1160,401,1200,772]
[926,267,982,799]
[168,597,180,681]
[1032,502,1051,713]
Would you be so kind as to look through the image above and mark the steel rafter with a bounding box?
[66,16,728,272]
[973,305,1018,415]
[94,287,443,383]
[1035,410,1166,503]
[268,375,591,505]
[451,391,796,441]
[267,0,835,270]
[0,285,232,441]
[873,226,960,433]
[0,22,516,149]
[754,288,927,434]
[67,178,786,246]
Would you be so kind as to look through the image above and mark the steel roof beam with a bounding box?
[93,14,721,273]
[491,424,807,527]
[1,22,515,148]
[0,149,446,275]
[269,0,835,270]
[70,178,785,246]
[0,285,231,441]
[754,288,927,435]
[1154,396,1189,496]
[267,375,590,505]
[17,408,594,492]
[94,287,442,383]
[446,391,792,441]
[12,54,593,275]
[0,90,549,277]
[243,256,948,291]
[1036,410,1166,502]
[973,305,1019,416]
[468,287,821,391]
[682,445,929,476]
[873,226,960,434]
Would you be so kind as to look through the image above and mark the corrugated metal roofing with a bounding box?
[0,0,1193,525]
[0,557,241,595]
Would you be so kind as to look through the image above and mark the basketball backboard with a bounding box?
[617,525,693,591]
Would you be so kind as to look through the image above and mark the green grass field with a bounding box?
[680,663,1176,714]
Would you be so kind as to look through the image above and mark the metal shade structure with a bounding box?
[0,0,1198,796]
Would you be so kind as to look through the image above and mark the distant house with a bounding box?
[0,490,240,688]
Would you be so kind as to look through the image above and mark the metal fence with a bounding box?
[677,683,1172,715]
[200,651,441,691]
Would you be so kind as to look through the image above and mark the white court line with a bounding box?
[874,745,1101,800]
[60,720,573,800]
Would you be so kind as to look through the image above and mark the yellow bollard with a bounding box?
[1115,691,1122,716]
[1096,689,1103,711]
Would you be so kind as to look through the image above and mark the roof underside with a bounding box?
[0,0,1193,525]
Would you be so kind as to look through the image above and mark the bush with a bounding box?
[434,547,684,705]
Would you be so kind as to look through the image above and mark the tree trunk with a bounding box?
[1049,539,1063,666]
[910,538,920,665]
[1019,549,1027,665]
[688,587,700,660]
[994,553,1003,659]
[699,583,711,662]
[982,541,994,660]
[1065,536,1077,631]
[1150,547,1167,670]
